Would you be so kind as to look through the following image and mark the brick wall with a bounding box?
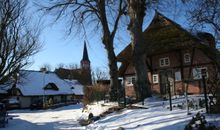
[123,48,216,97]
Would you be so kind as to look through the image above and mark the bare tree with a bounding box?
[55,63,79,70]
[126,0,152,101]
[91,68,108,84]
[39,0,126,101]
[186,0,220,42]
[40,63,52,71]
[56,63,65,69]
[67,63,79,70]
[0,0,41,85]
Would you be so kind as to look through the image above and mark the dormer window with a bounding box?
[44,83,59,91]
[160,57,170,67]
[184,53,191,63]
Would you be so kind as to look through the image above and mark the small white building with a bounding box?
[11,70,84,108]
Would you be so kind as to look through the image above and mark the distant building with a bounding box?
[8,70,84,108]
[55,41,92,86]
[117,12,219,98]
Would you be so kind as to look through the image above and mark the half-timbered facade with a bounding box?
[117,12,219,98]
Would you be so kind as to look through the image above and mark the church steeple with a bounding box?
[81,41,90,70]
[82,41,90,62]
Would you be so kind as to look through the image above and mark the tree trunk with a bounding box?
[134,54,152,99]
[97,1,122,102]
[131,33,152,100]
[104,38,119,101]
[127,0,152,101]
[108,55,119,102]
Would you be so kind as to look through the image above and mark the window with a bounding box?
[126,76,136,85]
[132,77,135,84]
[152,74,159,83]
[184,53,191,63]
[193,67,208,79]
[160,57,170,67]
[175,71,181,81]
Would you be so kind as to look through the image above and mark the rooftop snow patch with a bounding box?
[15,70,84,96]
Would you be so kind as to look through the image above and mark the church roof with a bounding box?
[82,41,90,62]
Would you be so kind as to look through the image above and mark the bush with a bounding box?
[184,112,217,130]
[83,84,109,105]
[207,72,220,113]
[214,87,220,113]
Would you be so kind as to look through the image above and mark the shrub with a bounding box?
[83,84,109,105]
[184,112,217,130]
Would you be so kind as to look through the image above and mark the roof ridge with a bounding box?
[20,70,55,73]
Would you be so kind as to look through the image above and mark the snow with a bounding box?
[7,98,19,104]
[15,70,84,96]
[64,79,84,95]
[82,102,118,117]
[3,102,116,130]
[0,84,10,94]
[0,89,7,94]
[3,104,84,130]
[2,97,220,130]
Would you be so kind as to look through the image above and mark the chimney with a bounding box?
[197,32,216,48]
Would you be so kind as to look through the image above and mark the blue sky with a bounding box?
[28,16,130,72]
[27,5,183,72]
[27,1,131,72]
[27,1,212,72]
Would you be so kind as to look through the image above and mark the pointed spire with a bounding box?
[82,41,90,62]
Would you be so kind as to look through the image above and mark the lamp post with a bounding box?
[184,81,190,115]
[10,72,19,98]
[166,74,173,111]
[71,86,75,102]
[201,68,209,113]
[42,70,46,109]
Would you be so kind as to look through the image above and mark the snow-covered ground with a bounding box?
[2,97,220,130]
[2,102,116,130]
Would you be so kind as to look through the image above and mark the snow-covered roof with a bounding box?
[64,79,84,95]
[0,84,10,94]
[16,70,84,96]
[0,89,7,94]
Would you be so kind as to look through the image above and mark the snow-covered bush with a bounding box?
[184,112,217,130]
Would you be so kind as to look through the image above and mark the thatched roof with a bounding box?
[117,11,219,76]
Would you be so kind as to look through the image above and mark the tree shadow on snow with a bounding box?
[2,115,84,130]
[8,104,83,114]
[1,117,53,130]
[95,109,191,130]
[124,116,189,130]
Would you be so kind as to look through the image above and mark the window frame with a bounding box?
[184,53,191,63]
[126,76,136,86]
[175,71,182,81]
[159,57,170,67]
[152,74,159,84]
[192,67,208,79]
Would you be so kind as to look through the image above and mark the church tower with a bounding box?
[80,41,90,70]
[80,41,92,85]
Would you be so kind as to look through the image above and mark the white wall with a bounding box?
[19,96,31,108]
[53,96,61,103]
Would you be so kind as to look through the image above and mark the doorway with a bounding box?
[159,70,174,95]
